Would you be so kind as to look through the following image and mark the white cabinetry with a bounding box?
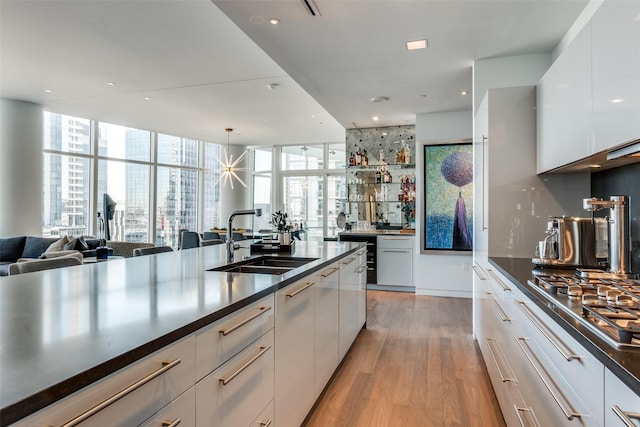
[476,265,605,427]
[605,369,640,427]
[314,263,341,399]
[338,253,366,360]
[537,2,640,172]
[275,277,316,427]
[140,387,196,427]
[15,335,196,427]
[591,0,640,153]
[195,294,275,427]
[537,23,593,173]
[474,86,586,261]
[196,329,275,427]
[376,235,414,287]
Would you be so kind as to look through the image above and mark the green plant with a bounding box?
[271,210,291,232]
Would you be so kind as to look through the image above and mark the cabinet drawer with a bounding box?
[140,386,196,427]
[196,329,274,427]
[251,399,274,427]
[196,294,274,380]
[514,299,604,424]
[510,335,598,427]
[377,235,413,249]
[605,369,640,427]
[15,335,196,427]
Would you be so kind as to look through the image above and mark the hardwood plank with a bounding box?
[304,290,505,427]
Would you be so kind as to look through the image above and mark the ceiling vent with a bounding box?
[300,0,321,16]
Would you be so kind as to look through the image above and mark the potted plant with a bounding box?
[271,210,292,245]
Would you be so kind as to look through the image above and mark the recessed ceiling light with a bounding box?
[611,98,624,103]
[372,116,379,121]
[269,18,280,25]
[419,94,427,98]
[249,16,266,24]
[107,82,116,86]
[370,96,389,103]
[144,97,151,101]
[460,90,470,96]
[44,89,53,93]
[589,164,603,168]
[406,39,427,50]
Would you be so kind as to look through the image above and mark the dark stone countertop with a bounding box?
[0,241,362,425]
[489,257,640,395]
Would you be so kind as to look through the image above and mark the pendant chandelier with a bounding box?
[216,128,248,189]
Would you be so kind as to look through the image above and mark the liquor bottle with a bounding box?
[355,146,361,166]
[375,169,382,184]
[362,149,368,166]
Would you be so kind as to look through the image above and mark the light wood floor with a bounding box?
[304,290,506,427]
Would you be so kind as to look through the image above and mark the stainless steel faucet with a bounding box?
[226,208,262,263]
[583,195,632,275]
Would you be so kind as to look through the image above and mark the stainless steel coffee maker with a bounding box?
[533,216,600,268]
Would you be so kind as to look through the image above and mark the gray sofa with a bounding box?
[0,237,155,276]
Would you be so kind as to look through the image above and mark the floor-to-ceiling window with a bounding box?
[43,114,92,237]
[43,112,225,248]
[252,147,273,232]
[279,143,346,240]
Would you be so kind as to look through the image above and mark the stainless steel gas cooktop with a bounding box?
[529,270,640,349]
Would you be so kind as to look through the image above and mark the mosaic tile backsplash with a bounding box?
[346,125,416,165]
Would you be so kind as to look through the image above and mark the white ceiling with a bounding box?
[0,0,588,147]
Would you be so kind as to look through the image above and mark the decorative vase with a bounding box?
[278,232,292,245]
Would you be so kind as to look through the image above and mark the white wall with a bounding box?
[473,53,552,114]
[415,110,473,297]
[0,99,43,237]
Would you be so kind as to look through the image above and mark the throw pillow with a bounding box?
[45,236,71,253]
[63,237,90,251]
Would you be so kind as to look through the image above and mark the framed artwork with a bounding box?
[422,142,473,253]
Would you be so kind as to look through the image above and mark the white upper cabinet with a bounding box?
[591,0,640,153]
[537,23,593,173]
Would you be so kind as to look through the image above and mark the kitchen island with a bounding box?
[0,240,365,426]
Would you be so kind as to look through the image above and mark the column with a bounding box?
[0,99,43,237]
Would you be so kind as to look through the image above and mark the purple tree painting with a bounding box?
[440,151,473,250]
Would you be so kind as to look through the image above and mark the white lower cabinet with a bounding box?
[251,399,274,427]
[196,329,274,427]
[140,386,196,427]
[314,263,340,399]
[339,255,362,360]
[376,235,413,287]
[14,335,196,427]
[195,294,275,381]
[476,266,605,427]
[605,369,640,427]
[275,277,316,427]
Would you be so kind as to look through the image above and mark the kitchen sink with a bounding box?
[207,256,318,275]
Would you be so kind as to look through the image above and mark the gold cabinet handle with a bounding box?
[487,292,511,322]
[320,267,340,277]
[486,338,516,383]
[162,418,181,427]
[341,257,356,265]
[516,337,585,420]
[58,358,181,427]
[612,405,640,427]
[516,300,581,361]
[286,281,315,297]
[487,269,511,291]
[219,345,271,386]
[258,420,273,427]
[219,306,272,336]
[472,264,487,280]
[514,405,541,427]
